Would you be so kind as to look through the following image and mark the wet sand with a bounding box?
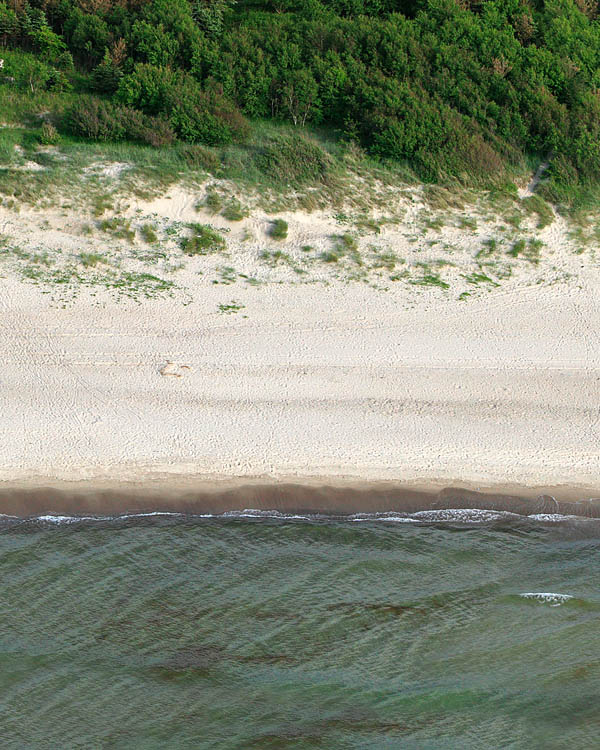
[1,479,599,518]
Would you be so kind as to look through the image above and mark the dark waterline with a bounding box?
[2,482,600,518]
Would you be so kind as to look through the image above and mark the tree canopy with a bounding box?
[2,0,600,197]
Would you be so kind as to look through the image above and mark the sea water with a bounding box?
[0,509,598,748]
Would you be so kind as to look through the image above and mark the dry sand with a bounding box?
[0,178,599,503]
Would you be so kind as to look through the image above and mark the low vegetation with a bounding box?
[521,195,554,229]
[409,274,450,290]
[269,219,288,240]
[79,252,103,267]
[140,223,158,244]
[221,199,248,222]
[508,237,544,264]
[98,217,135,242]
[181,224,226,256]
[218,301,245,315]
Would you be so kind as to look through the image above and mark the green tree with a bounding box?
[130,20,179,67]
[282,69,320,125]
[64,9,111,67]
[117,63,249,144]
[192,0,236,37]
[0,2,18,47]
[91,47,122,92]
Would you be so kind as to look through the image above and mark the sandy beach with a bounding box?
[0,180,599,508]
[1,265,599,491]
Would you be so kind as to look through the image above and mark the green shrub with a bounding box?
[117,64,249,145]
[6,0,600,202]
[64,97,174,147]
[256,135,333,186]
[269,219,288,240]
[222,199,248,221]
[65,98,126,141]
[170,83,250,145]
[0,49,69,93]
[180,144,220,172]
[115,63,172,114]
[181,224,226,255]
[0,4,19,47]
[128,113,174,148]
[39,121,60,146]
[140,224,158,243]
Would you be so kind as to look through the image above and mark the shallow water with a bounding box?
[1,509,599,749]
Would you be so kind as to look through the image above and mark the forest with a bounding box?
[1,0,600,203]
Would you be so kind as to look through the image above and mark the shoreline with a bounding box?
[1,476,599,518]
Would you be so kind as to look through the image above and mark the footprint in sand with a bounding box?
[160,362,192,378]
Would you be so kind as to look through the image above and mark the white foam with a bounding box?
[36,515,100,524]
[118,511,184,520]
[221,509,311,520]
[16,507,600,526]
[34,511,184,524]
[519,592,573,607]
[351,515,418,523]
[413,509,518,523]
[352,508,518,524]
[30,509,311,525]
[527,513,582,522]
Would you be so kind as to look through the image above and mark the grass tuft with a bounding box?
[269,219,288,240]
[256,134,333,187]
[181,224,226,255]
[98,217,135,242]
[409,273,449,289]
[140,223,158,243]
[521,195,554,229]
[202,190,223,215]
[79,252,104,267]
[508,237,543,264]
[221,198,249,222]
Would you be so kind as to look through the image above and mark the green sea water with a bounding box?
[1,509,599,749]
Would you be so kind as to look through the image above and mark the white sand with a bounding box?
[0,180,599,490]
[1,269,599,489]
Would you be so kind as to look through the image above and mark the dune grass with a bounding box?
[181,224,226,256]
